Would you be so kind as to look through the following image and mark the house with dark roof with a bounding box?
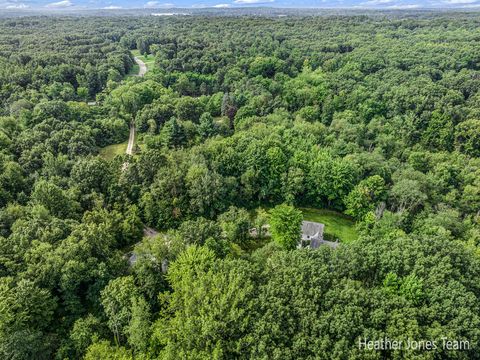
[300,221,339,249]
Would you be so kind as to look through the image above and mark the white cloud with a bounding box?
[45,0,73,7]
[360,0,426,7]
[360,0,393,5]
[6,3,29,8]
[386,3,420,8]
[233,0,274,3]
[443,0,477,3]
[212,3,230,7]
[103,5,122,8]
[144,1,174,8]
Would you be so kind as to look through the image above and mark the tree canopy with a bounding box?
[0,10,479,360]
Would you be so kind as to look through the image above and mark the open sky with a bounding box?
[1,0,480,12]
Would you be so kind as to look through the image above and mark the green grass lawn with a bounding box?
[131,50,155,71]
[99,141,128,161]
[99,138,145,161]
[300,207,358,243]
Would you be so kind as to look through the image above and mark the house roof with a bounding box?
[300,221,340,249]
[301,221,324,238]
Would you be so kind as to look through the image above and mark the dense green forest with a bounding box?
[0,12,480,359]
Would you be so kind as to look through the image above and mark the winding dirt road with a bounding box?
[125,122,135,156]
[122,57,147,171]
[134,56,147,77]
[125,57,147,157]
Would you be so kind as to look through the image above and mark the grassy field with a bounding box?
[131,50,155,71]
[99,138,146,161]
[99,141,128,161]
[300,207,358,243]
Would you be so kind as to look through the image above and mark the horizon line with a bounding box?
[3,6,480,11]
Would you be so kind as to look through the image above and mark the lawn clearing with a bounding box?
[99,141,128,161]
[300,207,358,243]
[131,50,155,71]
[99,138,145,161]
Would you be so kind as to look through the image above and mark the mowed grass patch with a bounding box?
[99,138,146,161]
[99,141,128,161]
[131,50,155,71]
[300,207,358,243]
